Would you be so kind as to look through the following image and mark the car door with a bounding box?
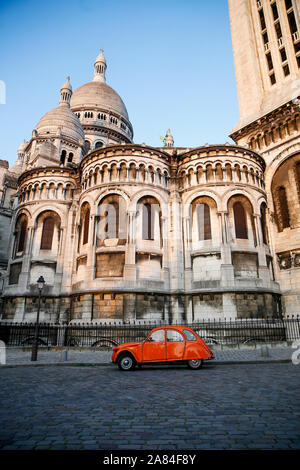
[142,329,166,362]
[166,329,185,360]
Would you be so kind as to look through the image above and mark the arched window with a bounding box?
[84,140,91,151]
[260,203,268,244]
[60,150,66,165]
[97,195,126,243]
[296,162,300,182]
[278,186,290,229]
[104,202,118,238]
[137,197,161,242]
[18,222,26,252]
[95,141,103,149]
[68,152,73,162]
[197,203,211,240]
[83,207,90,245]
[142,203,154,240]
[296,162,300,202]
[233,202,248,239]
[16,215,28,254]
[40,217,55,250]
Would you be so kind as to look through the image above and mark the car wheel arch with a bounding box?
[116,350,137,363]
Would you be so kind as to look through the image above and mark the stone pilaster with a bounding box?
[123,293,136,322]
[124,211,136,281]
[81,294,93,321]
[13,297,26,322]
[219,212,235,286]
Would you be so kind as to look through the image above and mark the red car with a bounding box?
[112,326,214,371]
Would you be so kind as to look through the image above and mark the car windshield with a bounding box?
[183,329,197,341]
[147,330,165,342]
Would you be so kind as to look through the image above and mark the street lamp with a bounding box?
[31,276,45,361]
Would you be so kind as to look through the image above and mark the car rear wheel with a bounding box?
[118,354,136,371]
[187,359,203,370]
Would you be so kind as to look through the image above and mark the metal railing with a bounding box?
[0,316,299,348]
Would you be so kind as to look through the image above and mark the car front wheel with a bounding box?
[118,354,136,371]
[187,359,203,370]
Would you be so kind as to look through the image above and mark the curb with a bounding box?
[210,358,292,366]
[0,358,292,368]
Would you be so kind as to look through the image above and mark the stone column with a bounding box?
[254,213,269,285]
[60,206,76,292]
[168,189,184,293]
[86,214,96,281]
[183,216,192,290]
[170,295,185,323]
[123,293,136,322]
[222,293,237,320]
[58,296,71,323]
[219,212,235,286]
[185,295,193,322]
[124,211,136,281]
[162,295,170,322]
[13,297,26,322]
[288,166,300,227]
[145,168,150,183]
[54,297,61,323]
[18,226,34,289]
[161,216,169,287]
[81,294,93,322]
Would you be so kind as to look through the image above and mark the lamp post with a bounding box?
[31,276,45,361]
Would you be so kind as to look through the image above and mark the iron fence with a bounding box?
[0,316,299,348]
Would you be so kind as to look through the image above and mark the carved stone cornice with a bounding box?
[230,100,300,142]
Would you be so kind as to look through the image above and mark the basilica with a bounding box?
[0,0,300,323]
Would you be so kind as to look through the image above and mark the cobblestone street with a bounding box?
[0,362,299,450]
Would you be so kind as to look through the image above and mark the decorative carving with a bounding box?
[277,251,300,270]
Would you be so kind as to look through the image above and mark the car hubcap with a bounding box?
[121,357,132,370]
[190,360,200,367]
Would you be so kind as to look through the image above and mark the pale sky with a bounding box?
[0,0,239,166]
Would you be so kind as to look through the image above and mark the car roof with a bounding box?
[151,326,195,332]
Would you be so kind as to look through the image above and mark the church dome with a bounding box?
[70,81,129,120]
[36,105,85,141]
[35,77,85,142]
[70,50,133,145]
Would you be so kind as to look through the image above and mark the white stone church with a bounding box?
[0,0,299,323]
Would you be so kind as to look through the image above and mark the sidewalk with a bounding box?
[1,344,294,367]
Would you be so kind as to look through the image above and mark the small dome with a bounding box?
[95,49,106,65]
[35,77,84,142]
[35,105,85,141]
[61,76,72,92]
[71,81,129,121]
[17,139,28,153]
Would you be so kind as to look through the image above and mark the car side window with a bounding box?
[147,330,165,343]
[183,329,197,341]
[167,330,184,342]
